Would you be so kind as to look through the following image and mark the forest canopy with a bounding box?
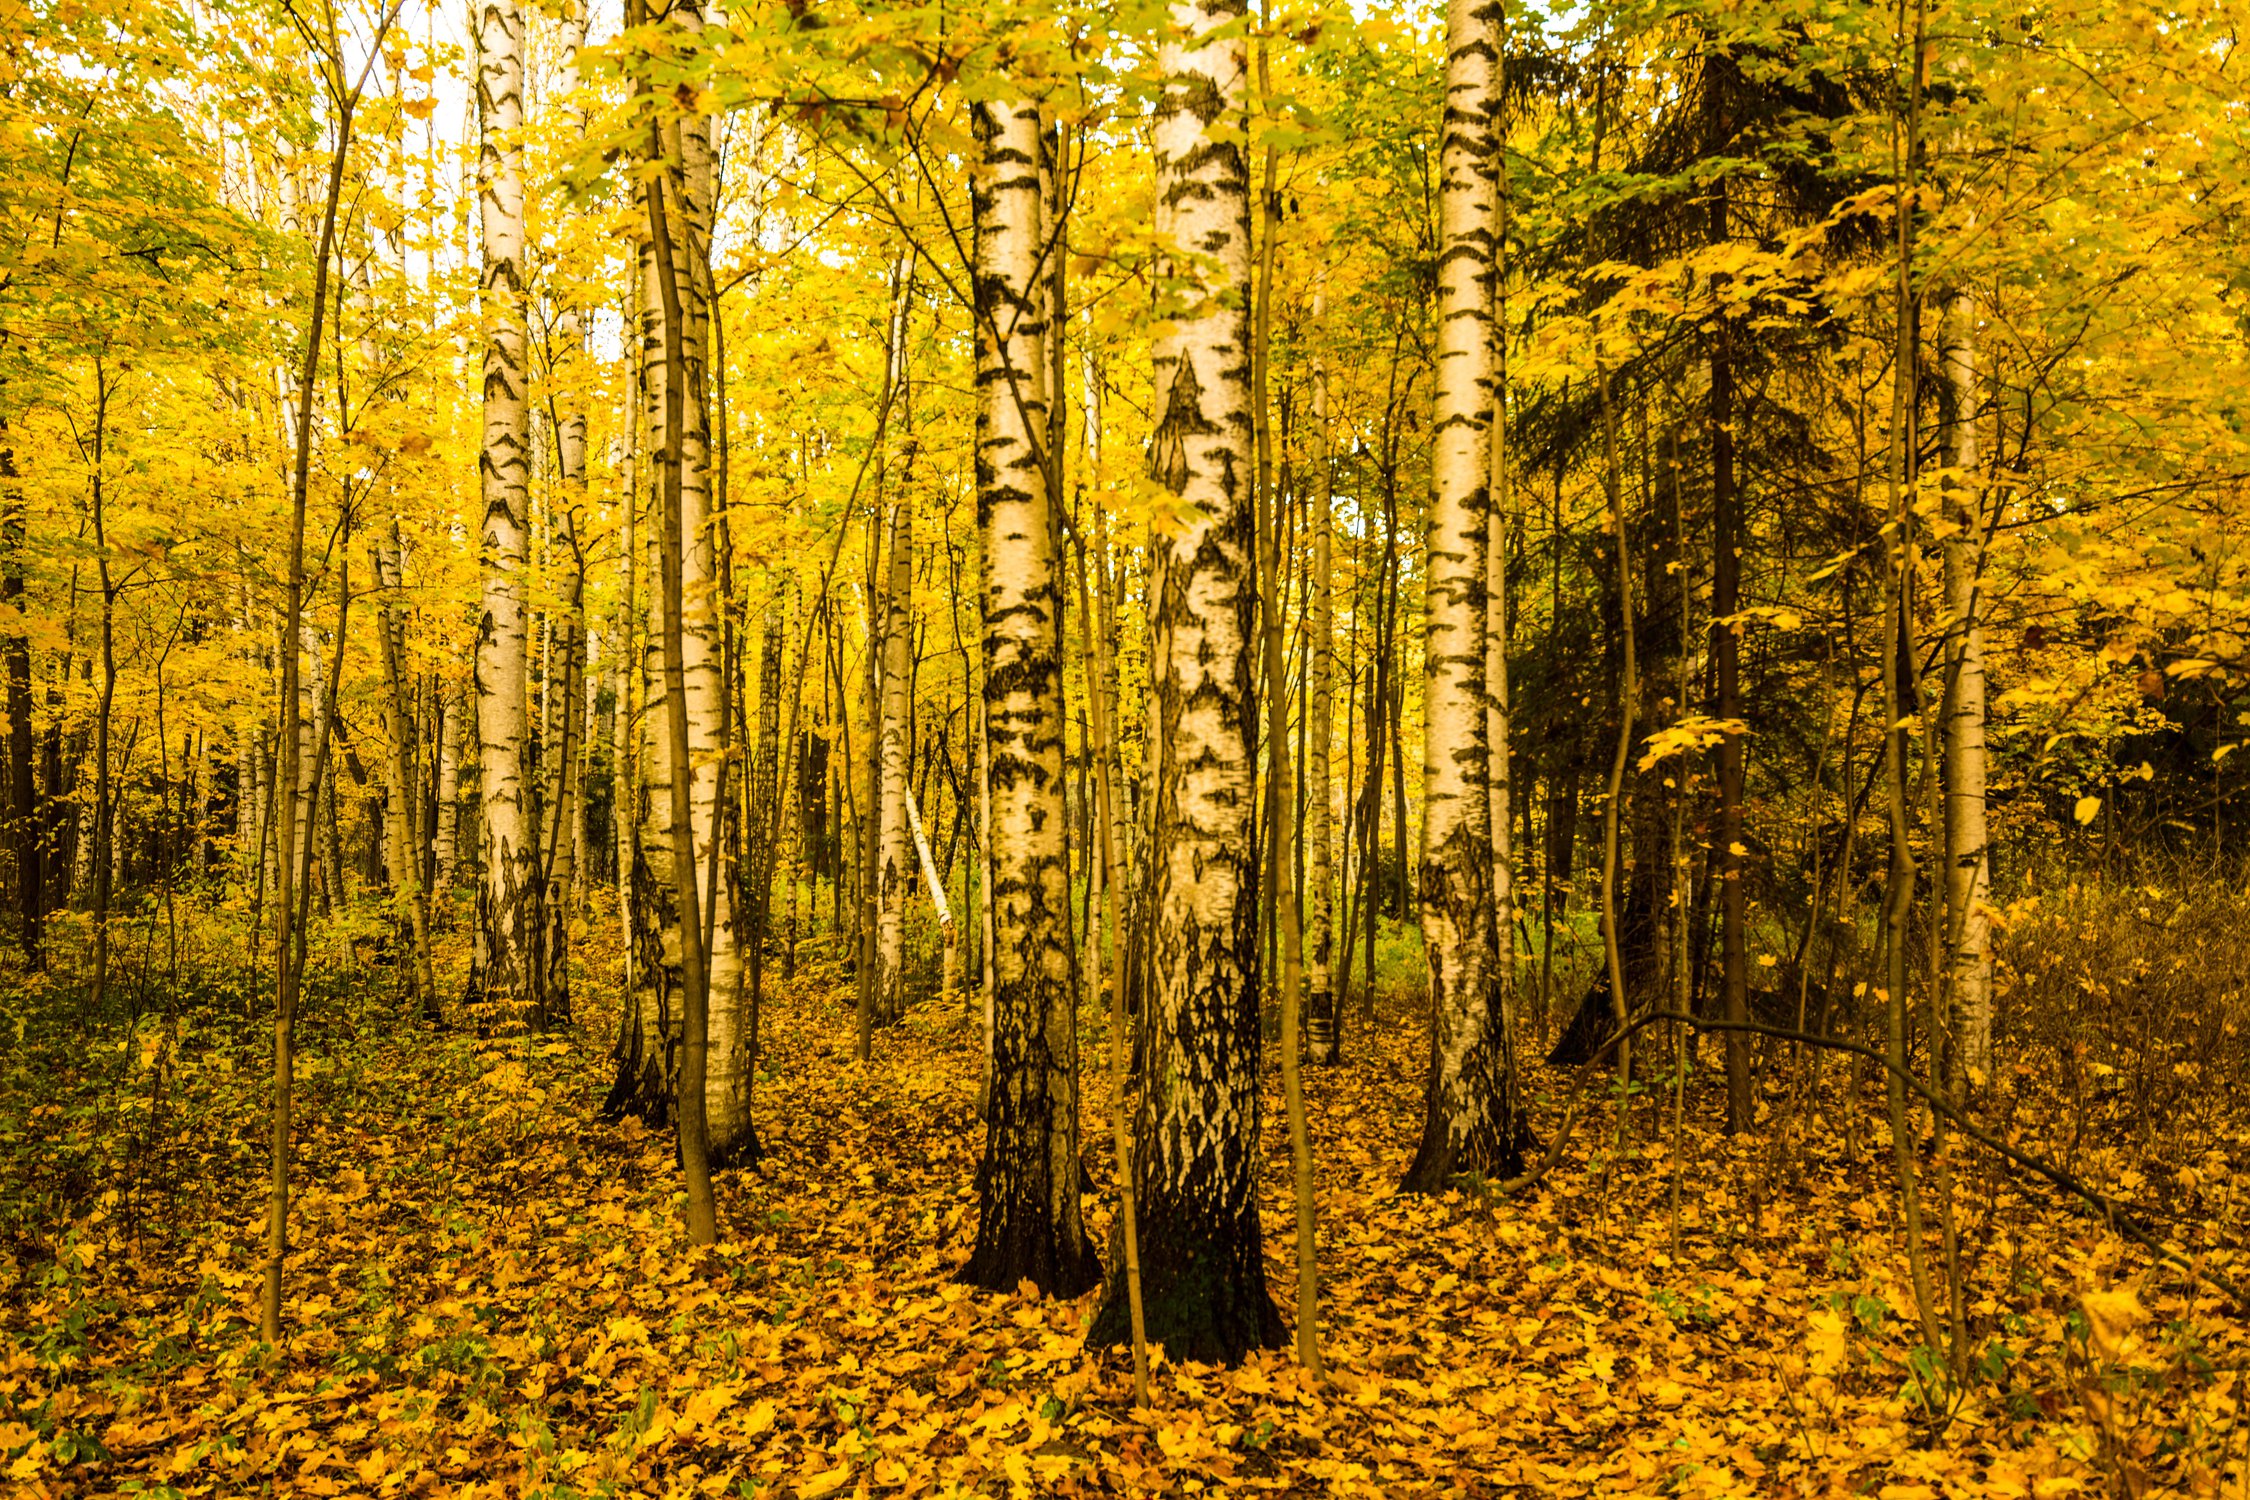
[3,0,2248,1493]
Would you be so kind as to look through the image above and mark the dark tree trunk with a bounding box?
[1623,424,1686,999]
[1712,313,1751,1131]
[745,600,783,1090]
[1,425,37,966]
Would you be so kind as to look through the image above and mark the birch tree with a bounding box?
[1400,0,1524,1193]
[959,94,1100,1298]
[873,268,916,1027]
[469,0,545,1031]
[608,0,753,1172]
[1942,291,1991,1080]
[1087,0,1282,1362]
[538,4,595,1024]
[434,689,461,886]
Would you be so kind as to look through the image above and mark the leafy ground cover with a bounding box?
[1,916,2243,1498]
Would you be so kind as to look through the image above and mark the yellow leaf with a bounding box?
[2073,796,2102,825]
[1807,1306,1849,1376]
[2079,1288,2147,1361]
[683,1382,738,1430]
[799,1464,854,1499]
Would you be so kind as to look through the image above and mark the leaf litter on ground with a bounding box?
[0,925,2243,1498]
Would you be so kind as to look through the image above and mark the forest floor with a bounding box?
[1,911,2245,1498]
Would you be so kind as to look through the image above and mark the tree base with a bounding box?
[601,1051,673,1128]
[1086,1206,1282,1366]
[1399,1106,1535,1194]
[957,1219,1102,1299]
[1546,978,1617,1068]
[708,1118,762,1173]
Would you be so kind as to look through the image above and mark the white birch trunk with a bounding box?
[539,4,593,1019]
[471,0,544,1028]
[1402,0,1521,1191]
[959,96,1100,1298]
[1083,350,1133,905]
[874,270,916,1026]
[615,352,642,988]
[903,783,955,1009]
[434,689,460,885]
[1943,291,1992,1081]
[1087,4,1280,1362]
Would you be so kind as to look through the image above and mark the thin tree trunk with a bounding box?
[746,588,786,1086]
[1248,17,1320,1372]
[1488,165,1517,1059]
[874,268,916,1028]
[614,300,641,991]
[543,60,592,1019]
[434,686,460,887]
[1341,530,1391,1037]
[374,527,439,1022]
[262,60,365,1345]
[637,0,717,1240]
[611,17,750,1173]
[87,368,115,1019]
[1941,290,1991,1084]
[1306,323,1338,1064]
[1882,13,1944,1356]
[975,642,996,1111]
[1078,514,1149,1406]
[2,423,39,967]
[855,272,910,1059]
[903,783,953,1005]
[1710,182,1751,1129]
[1595,365,1637,1088]
[1085,350,1133,967]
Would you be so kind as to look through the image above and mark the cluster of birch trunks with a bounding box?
[0,0,2004,1370]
